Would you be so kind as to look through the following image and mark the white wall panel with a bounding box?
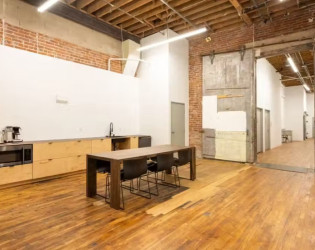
[0,45,139,141]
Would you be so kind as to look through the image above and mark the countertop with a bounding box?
[0,135,151,146]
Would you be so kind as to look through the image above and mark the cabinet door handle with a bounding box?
[40,159,52,164]
[48,142,53,145]
[77,140,81,142]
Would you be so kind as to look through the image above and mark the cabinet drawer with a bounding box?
[130,137,139,149]
[33,140,91,161]
[0,164,32,185]
[33,156,86,179]
[91,139,111,153]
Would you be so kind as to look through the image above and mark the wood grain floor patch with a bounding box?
[0,159,315,249]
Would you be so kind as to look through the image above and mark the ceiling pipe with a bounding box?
[286,53,311,92]
[243,0,271,14]
[297,52,314,86]
[281,76,314,81]
[159,0,196,28]
[90,0,162,36]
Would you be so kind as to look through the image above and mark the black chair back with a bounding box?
[178,149,191,166]
[157,153,174,171]
[123,157,148,180]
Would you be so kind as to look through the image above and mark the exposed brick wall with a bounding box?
[0,20,122,73]
[189,6,315,156]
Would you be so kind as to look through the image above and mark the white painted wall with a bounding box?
[280,85,285,129]
[256,58,283,150]
[138,32,170,146]
[0,30,189,145]
[138,29,189,146]
[0,45,139,141]
[306,93,314,138]
[284,86,306,141]
[168,30,189,146]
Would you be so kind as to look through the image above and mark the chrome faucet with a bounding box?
[109,122,114,137]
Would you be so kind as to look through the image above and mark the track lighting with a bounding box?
[287,56,298,73]
[138,27,207,51]
[38,0,59,13]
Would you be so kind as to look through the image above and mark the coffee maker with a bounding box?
[3,126,23,143]
[12,127,22,142]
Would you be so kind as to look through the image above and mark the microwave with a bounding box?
[0,144,33,168]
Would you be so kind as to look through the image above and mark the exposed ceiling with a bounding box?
[267,50,314,92]
[62,0,314,39]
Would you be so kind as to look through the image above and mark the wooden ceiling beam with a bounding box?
[133,5,236,35]
[259,43,314,59]
[75,0,94,9]
[102,0,153,22]
[110,0,193,27]
[143,15,243,37]
[124,1,230,32]
[86,0,111,14]
[172,13,240,33]
[22,0,140,42]
[161,5,235,32]
[142,13,240,37]
[62,0,310,39]
[229,0,252,25]
[248,1,300,21]
[65,0,77,4]
[95,0,133,18]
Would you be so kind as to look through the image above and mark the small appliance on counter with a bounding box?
[3,126,23,143]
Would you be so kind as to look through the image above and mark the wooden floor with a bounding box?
[257,138,315,170]
[1,159,315,249]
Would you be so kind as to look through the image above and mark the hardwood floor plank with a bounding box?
[258,138,314,170]
[0,159,315,249]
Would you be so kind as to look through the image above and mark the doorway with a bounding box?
[171,102,185,146]
[255,49,314,172]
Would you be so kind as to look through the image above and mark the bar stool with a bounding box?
[174,149,191,182]
[147,153,180,196]
[105,157,151,209]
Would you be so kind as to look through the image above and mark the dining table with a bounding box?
[86,144,196,210]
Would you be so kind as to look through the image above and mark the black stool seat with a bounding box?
[97,165,110,173]
[96,160,110,173]
[173,157,179,165]
[148,162,158,172]
[105,157,151,209]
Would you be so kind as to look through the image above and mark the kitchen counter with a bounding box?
[0,135,150,146]
[0,134,151,186]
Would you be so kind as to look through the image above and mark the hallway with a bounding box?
[257,139,314,171]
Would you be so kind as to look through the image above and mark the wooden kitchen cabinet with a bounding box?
[0,164,33,185]
[33,140,91,161]
[1,135,147,187]
[91,139,111,153]
[33,155,86,179]
[130,137,139,149]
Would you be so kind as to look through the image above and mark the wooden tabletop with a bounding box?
[87,145,193,161]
